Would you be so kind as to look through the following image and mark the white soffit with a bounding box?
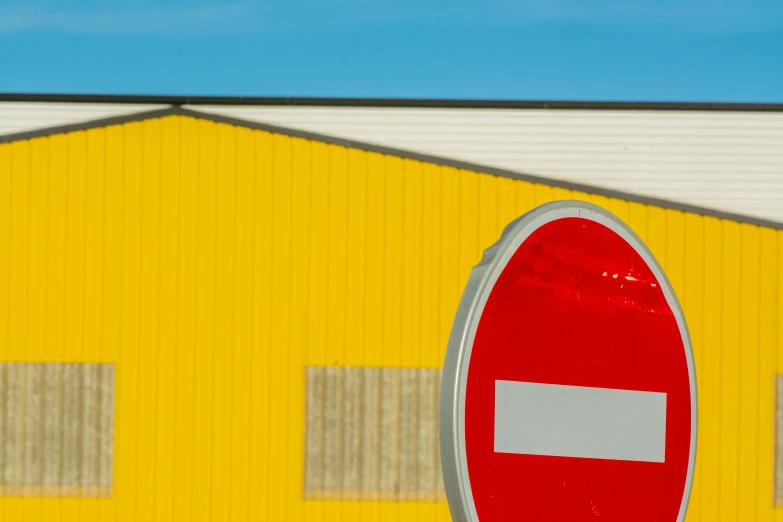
[0,102,168,138]
[188,105,783,224]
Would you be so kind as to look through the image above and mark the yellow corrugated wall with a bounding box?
[0,113,780,521]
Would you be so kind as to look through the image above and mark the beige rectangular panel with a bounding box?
[360,367,381,497]
[378,367,401,498]
[0,362,114,498]
[303,366,444,501]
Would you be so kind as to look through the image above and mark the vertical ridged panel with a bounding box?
[759,228,777,522]
[303,366,443,501]
[776,376,783,506]
[0,363,114,497]
[0,114,781,521]
[684,212,704,522]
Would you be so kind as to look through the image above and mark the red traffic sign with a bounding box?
[440,201,697,522]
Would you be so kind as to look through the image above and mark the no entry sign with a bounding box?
[440,201,697,522]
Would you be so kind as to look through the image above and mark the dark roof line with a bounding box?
[3,92,783,112]
[0,107,177,144]
[1,105,781,231]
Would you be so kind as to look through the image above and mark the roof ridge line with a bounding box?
[0,106,179,144]
[2,93,783,112]
[1,104,780,230]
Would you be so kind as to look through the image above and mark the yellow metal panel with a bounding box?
[552,187,575,205]
[358,147,385,504]
[213,122,236,522]
[230,126,255,522]
[383,154,404,371]
[268,131,292,522]
[2,142,28,522]
[420,163,442,370]
[646,205,668,269]
[62,128,91,518]
[439,166,460,369]
[117,121,143,522]
[27,136,49,368]
[248,129,273,522]
[665,210,685,296]
[155,116,179,522]
[720,221,741,522]
[304,139,326,522]
[627,201,649,244]
[777,232,783,522]
[758,228,777,522]
[171,116,197,522]
[532,183,557,206]
[326,142,348,366]
[699,217,722,522]
[1,113,782,522]
[307,140,328,371]
[191,118,217,522]
[437,163,459,522]
[419,161,445,522]
[288,135,310,522]
[344,147,369,369]
[458,168,479,293]
[379,154,403,522]
[137,117,162,522]
[320,139,347,522]
[476,172,499,253]
[101,124,123,522]
[684,213,704,522]
[400,158,423,522]
[0,144,9,398]
[356,152,384,522]
[83,128,107,506]
[25,133,48,522]
[496,176,516,237]
[341,147,367,522]
[513,179,532,216]
[363,151,386,372]
[8,138,30,365]
[739,226,761,522]
[604,196,629,224]
[401,157,424,371]
[5,127,28,522]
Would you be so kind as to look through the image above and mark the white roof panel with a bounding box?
[2,100,781,224]
[0,102,168,138]
[188,105,783,224]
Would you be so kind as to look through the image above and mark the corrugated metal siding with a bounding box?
[187,105,783,224]
[775,376,783,507]
[0,113,780,521]
[0,102,167,138]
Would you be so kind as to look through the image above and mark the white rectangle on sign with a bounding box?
[494,380,667,463]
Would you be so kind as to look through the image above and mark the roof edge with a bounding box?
[181,108,783,230]
[2,92,783,112]
[1,104,781,230]
[0,106,177,144]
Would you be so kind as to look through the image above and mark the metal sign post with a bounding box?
[440,200,697,522]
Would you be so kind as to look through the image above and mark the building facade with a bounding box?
[0,96,782,521]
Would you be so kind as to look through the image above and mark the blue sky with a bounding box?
[1,0,782,101]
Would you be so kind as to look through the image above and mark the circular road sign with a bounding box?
[440,200,697,522]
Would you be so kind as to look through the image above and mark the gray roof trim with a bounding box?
[2,104,781,230]
[2,92,783,112]
[0,107,177,144]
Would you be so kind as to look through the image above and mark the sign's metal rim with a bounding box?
[439,199,698,522]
